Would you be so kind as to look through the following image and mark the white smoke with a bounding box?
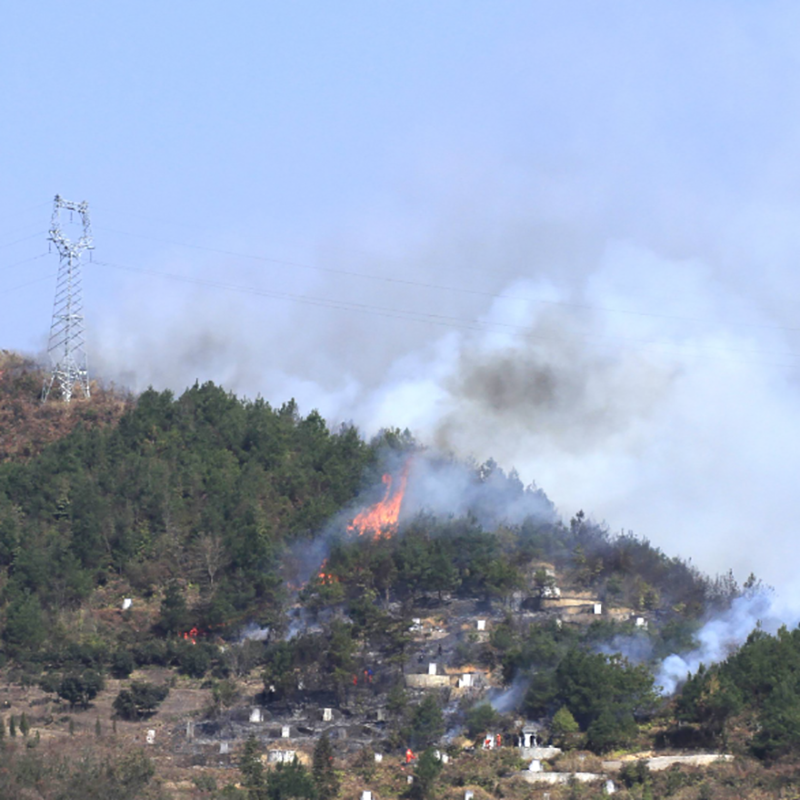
[656,592,797,695]
[237,622,270,643]
[83,5,800,615]
[334,240,800,602]
[488,675,529,713]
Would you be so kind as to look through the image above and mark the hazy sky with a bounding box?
[4,3,800,596]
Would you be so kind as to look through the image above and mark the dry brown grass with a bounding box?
[0,350,131,462]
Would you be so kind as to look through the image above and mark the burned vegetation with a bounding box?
[0,371,792,798]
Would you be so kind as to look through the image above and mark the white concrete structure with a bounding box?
[529,759,542,772]
[635,617,648,629]
[361,792,372,800]
[145,729,155,744]
[219,742,229,754]
[281,725,290,738]
[520,745,562,760]
[322,708,333,722]
[250,708,264,723]
[465,792,474,800]
[593,603,602,615]
[428,662,437,676]
[458,673,474,689]
[646,754,733,771]
[476,619,486,631]
[605,779,616,794]
[374,753,383,763]
[405,674,450,689]
[122,598,132,610]
[268,750,297,764]
[517,771,604,786]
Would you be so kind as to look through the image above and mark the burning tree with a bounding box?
[347,464,409,540]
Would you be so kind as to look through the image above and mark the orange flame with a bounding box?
[317,559,338,584]
[347,465,409,540]
[182,627,199,645]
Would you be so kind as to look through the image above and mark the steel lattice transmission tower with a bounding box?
[42,195,94,403]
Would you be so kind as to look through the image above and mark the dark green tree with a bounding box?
[113,681,169,721]
[268,758,316,800]
[55,670,105,710]
[465,704,499,739]
[586,708,637,753]
[409,696,444,750]
[312,733,338,800]
[555,648,655,730]
[752,681,800,760]
[262,642,298,702]
[550,705,579,748]
[409,748,442,800]
[156,581,189,636]
[2,592,46,653]
[240,735,267,799]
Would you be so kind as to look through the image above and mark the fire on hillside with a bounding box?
[347,464,409,540]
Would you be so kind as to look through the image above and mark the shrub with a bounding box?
[55,670,105,710]
[113,681,169,721]
[110,649,135,679]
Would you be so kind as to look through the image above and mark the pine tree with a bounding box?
[9,715,16,737]
[0,715,5,741]
[313,733,339,800]
[95,718,102,737]
[68,718,75,736]
[239,735,266,797]
[19,712,29,737]
[411,749,442,800]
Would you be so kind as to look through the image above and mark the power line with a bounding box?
[0,201,50,227]
[0,231,48,250]
[0,252,50,273]
[89,257,800,369]
[0,220,48,242]
[91,257,496,333]
[0,272,56,296]
[95,224,800,338]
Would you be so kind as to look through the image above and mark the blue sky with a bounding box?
[4,2,800,592]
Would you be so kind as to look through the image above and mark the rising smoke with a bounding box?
[281,447,556,593]
[656,591,798,695]
[86,5,800,661]
[90,230,800,613]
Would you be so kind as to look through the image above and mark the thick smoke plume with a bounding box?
[656,592,796,695]
[91,235,800,609]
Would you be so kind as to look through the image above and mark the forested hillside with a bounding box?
[0,378,379,647]
[0,358,797,799]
